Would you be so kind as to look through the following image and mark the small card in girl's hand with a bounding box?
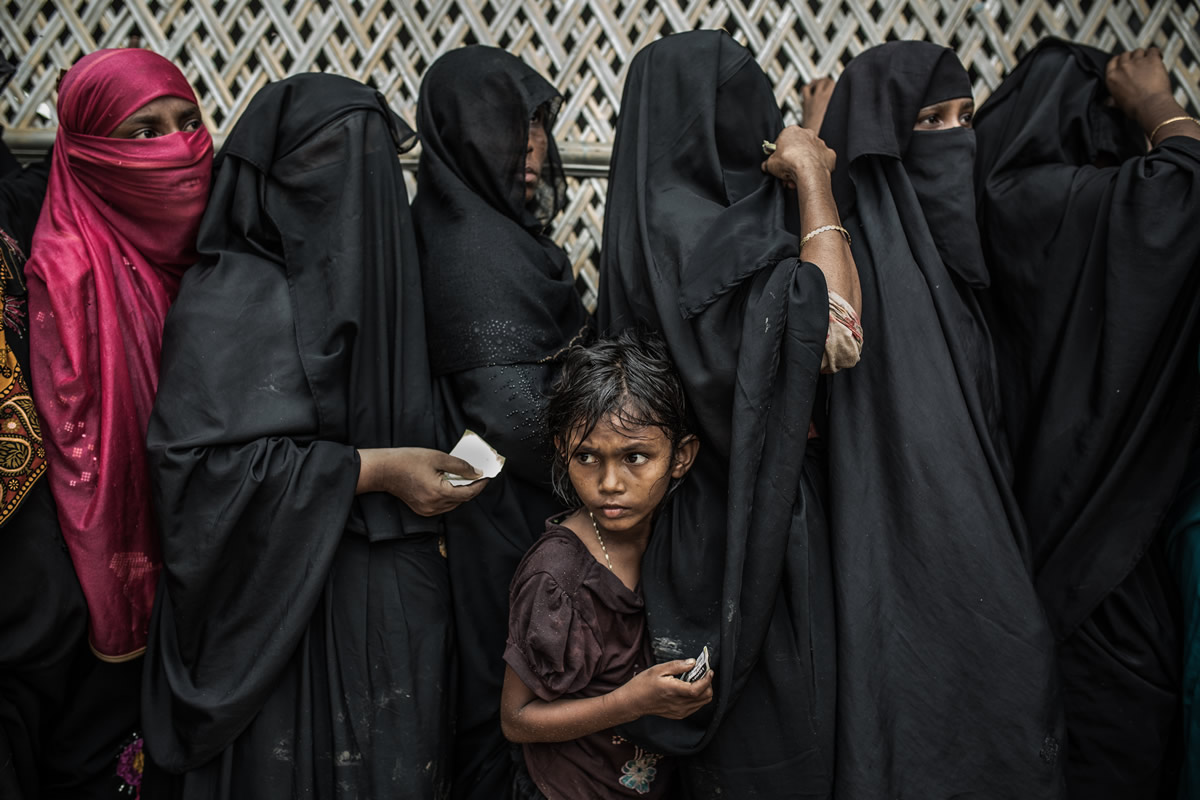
[681,645,710,683]
[444,429,506,486]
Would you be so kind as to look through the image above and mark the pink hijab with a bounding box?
[26,49,212,660]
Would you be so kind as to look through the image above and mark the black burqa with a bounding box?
[974,38,1200,799]
[598,31,836,798]
[142,74,452,798]
[411,46,589,800]
[817,42,1064,798]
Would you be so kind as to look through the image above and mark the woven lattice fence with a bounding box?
[3,0,1199,300]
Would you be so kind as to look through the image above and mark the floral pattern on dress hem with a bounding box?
[116,732,144,798]
[612,735,663,795]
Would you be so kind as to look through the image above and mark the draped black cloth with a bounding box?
[598,31,835,797]
[974,38,1200,799]
[414,46,587,377]
[817,42,1064,798]
[0,143,89,800]
[0,145,48,254]
[412,47,589,799]
[142,74,451,798]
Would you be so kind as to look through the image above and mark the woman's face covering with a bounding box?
[524,106,548,203]
[905,114,985,283]
[913,96,975,131]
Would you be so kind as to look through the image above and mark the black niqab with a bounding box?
[818,41,1064,798]
[143,74,451,798]
[599,31,836,796]
[821,42,988,287]
[414,46,587,376]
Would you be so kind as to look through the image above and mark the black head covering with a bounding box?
[600,30,813,454]
[145,74,446,784]
[974,38,1200,638]
[207,72,434,541]
[599,32,835,787]
[414,46,588,375]
[818,42,1065,797]
[821,40,987,287]
[821,42,970,178]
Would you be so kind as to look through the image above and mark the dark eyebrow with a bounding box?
[577,436,655,453]
[611,436,656,452]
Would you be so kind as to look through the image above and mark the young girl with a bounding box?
[501,329,712,798]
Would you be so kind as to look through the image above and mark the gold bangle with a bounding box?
[1148,115,1200,143]
[800,224,851,249]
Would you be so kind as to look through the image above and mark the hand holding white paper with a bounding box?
[444,430,506,486]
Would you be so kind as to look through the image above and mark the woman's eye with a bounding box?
[626,453,649,465]
[184,118,202,132]
[921,114,940,127]
[133,129,157,139]
[960,112,974,127]
[576,453,596,465]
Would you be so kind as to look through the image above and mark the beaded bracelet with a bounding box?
[800,224,852,249]
[1149,115,1200,144]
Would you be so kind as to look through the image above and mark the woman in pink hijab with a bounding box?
[23,47,211,797]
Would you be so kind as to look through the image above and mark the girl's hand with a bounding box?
[357,447,487,515]
[761,125,837,190]
[617,660,715,720]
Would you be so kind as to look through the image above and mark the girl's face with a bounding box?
[565,412,697,538]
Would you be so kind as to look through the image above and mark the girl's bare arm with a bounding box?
[499,662,714,744]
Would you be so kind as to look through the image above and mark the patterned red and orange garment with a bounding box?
[0,228,45,525]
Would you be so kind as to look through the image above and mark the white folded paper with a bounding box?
[444,429,506,486]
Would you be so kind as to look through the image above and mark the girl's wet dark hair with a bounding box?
[546,328,691,506]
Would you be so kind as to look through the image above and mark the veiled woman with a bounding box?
[412,46,590,798]
[813,41,1065,798]
[141,73,486,798]
[973,39,1200,799]
[598,30,862,797]
[23,47,212,796]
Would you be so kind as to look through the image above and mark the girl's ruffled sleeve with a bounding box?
[504,552,602,702]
